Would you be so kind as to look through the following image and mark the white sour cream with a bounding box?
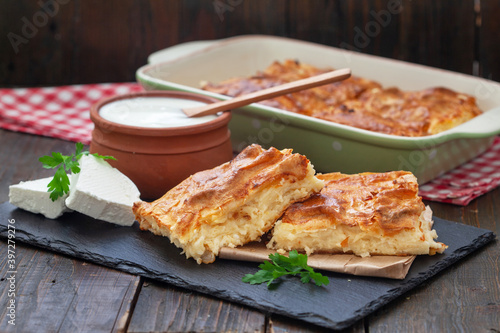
[99,97,218,128]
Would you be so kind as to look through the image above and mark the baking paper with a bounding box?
[219,242,416,280]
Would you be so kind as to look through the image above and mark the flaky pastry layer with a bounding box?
[267,171,447,257]
[133,144,324,264]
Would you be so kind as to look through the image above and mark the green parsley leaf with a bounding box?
[242,250,330,289]
[89,152,116,161]
[75,142,85,157]
[39,152,65,169]
[38,142,116,201]
[242,267,274,285]
[66,159,81,174]
[47,166,70,202]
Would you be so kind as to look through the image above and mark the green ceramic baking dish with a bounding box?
[136,35,500,184]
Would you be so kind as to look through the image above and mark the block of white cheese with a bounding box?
[9,177,72,219]
[65,154,141,226]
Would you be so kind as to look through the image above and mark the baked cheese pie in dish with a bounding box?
[203,59,482,137]
[133,144,324,264]
[267,171,447,257]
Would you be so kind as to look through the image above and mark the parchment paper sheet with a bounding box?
[219,242,416,279]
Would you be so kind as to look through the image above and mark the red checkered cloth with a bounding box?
[0,83,499,205]
[0,83,143,144]
[419,136,500,205]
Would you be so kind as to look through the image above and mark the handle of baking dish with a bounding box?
[440,107,500,139]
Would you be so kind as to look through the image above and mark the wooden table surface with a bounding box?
[0,129,498,333]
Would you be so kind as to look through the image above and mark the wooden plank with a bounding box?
[293,0,403,60]
[140,0,182,56]
[127,279,266,332]
[268,314,365,333]
[288,0,475,76]
[176,0,286,40]
[398,0,475,75]
[0,0,60,86]
[67,0,141,84]
[286,0,343,46]
[112,276,141,333]
[0,241,140,332]
[479,0,500,81]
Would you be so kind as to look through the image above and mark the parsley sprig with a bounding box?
[242,250,329,288]
[39,142,116,201]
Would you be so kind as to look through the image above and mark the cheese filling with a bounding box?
[268,206,445,257]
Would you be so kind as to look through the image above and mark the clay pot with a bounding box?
[89,91,233,200]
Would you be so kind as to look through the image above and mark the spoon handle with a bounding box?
[183,68,351,117]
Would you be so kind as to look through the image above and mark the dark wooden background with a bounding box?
[1,0,499,88]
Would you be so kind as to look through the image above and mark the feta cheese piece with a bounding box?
[65,154,141,226]
[9,177,71,219]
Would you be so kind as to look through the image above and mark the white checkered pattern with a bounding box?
[0,83,143,144]
[419,136,500,205]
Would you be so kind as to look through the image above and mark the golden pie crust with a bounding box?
[203,60,481,136]
[133,144,324,264]
[267,171,447,257]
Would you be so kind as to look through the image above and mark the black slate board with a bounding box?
[0,201,495,331]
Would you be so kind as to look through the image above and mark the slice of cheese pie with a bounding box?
[133,144,324,264]
[268,171,447,257]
